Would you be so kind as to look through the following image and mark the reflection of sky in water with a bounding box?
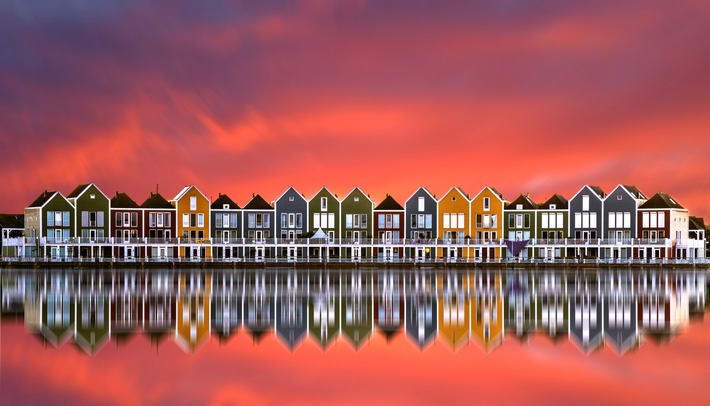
[1,268,709,404]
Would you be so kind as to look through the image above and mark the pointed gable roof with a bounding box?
[375,195,404,211]
[140,192,174,209]
[406,186,436,203]
[539,194,568,210]
[310,186,338,202]
[211,193,240,210]
[622,184,646,200]
[244,194,273,210]
[472,185,506,203]
[570,185,606,202]
[171,185,209,203]
[28,190,59,208]
[439,186,471,202]
[689,216,705,231]
[639,193,685,210]
[274,186,306,204]
[506,194,538,210]
[67,183,90,199]
[111,192,139,209]
[343,186,373,204]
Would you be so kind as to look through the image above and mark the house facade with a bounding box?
[470,186,505,262]
[568,185,606,259]
[171,185,211,259]
[504,194,538,259]
[210,193,241,260]
[110,192,142,259]
[437,187,471,260]
[536,194,568,260]
[242,194,275,261]
[404,187,437,262]
[308,187,340,260]
[603,185,646,260]
[67,183,110,259]
[340,187,373,261]
[274,186,308,261]
[373,195,404,262]
[24,191,75,259]
[140,192,177,260]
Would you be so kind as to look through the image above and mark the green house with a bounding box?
[339,187,373,260]
[308,187,340,260]
[24,191,75,259]
[75,271,111,354]
[341,271,373,349]
[504,194,538,259]
[67,183,110,259]
[309,271,340,348]
[535,194,569,260]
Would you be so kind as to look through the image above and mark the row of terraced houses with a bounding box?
[2,183,706,263]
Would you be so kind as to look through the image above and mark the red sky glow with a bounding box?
[1,1,709,217]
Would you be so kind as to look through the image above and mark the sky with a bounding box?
[1,0,709,218]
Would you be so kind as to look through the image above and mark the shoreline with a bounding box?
[2,259,708,271]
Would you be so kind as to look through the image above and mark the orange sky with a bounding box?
[2,320,710,405]
[1,1,709,218]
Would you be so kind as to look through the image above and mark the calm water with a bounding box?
[1,267,709,405]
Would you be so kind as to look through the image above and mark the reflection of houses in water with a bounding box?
[1,268,704,355]
[275,271,308,350]
[75,271,111,354]
[244,271,273,341]
[535,272,567,339]
[438,271,470,349]
[603,271,638,354]
[375,270,404,339]
[111,270,142,344]
[211,271,243,342]
[40,272,75,346]
[505,271,534,341]
[569,272,603,353]
[176,272,211,352]
[342,271,373,349]
[471,271,503,350]
[309,271,339,348]
[143,271,175,346]
[638,271,689,341]
[405,270,437,349]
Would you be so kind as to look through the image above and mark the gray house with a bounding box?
[568,185,606,259]
[274,271,309,350]
[210,193,241,260]
[405,270,437,349]
[404,187,438,261]
[274,186,308,261]
[569,273,604,354]
[603,271,638,354]
[603,185,646,260]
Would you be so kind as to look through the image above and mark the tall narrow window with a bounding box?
[483,197,490,211]
[582,195,590,211]
[190,196,197,210]
[321,197,327,211]
[418,197,425,212]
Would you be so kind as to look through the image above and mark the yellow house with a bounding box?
[437,186,471,260]
[470,186,506,261]
[171,185,211,259]
[471,271,504,350]
[437,272,471,350]
[176,271,212,352]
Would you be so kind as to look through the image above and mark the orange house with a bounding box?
[471,271,504,350]
[470,186,506,261]
[171,185,211,259]
[437,272,471,350]
[176,271,212,352]
[437,186,471,260]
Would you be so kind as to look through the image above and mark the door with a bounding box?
[255,247,264,261]
[416,247,425,262]
[385,231,392,244]
[616,231,623,244]
[223,230,229,243]
[255,230,263,243]
[352,247,361,262]
[384,247,393,262]
[448,247,457,261]
[90,229,97,243]
[191,247,200,259]
[288,247,297,262]
[55,229,62,243]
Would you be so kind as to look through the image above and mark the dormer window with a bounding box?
[516,204,522,210]
[549,204,556,210]
[90,194,95,199]
[223,204,229,209]
[617,195,622,200]
[321,197,327,211]
[289,196,294,202]
[354,197,359,202]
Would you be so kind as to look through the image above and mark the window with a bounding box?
[509,214,515,228]
[115,212,121,227]
[378,214,385,228]
[617,195,622,200]
[411,214,417,228]
[549,204,556,210]
[393,214,399,228]
[190,196,197,210]
[458,213,465,228]
[650,213,657,228]
[346,214,353,228]
[483,197,490,211]
[48,211,54,226]
[149,213,156,227]
[516,204,522,210]
[541,214,548,229]
[476,214,482,228]
[131,212,138,227]
[642,212,649,228]
[353,214,360,228]
[582,195,589,211]
[658,213,665,228]
[516,214,523,228]
[124,212,130,227]
[230,214,237,228]
[418,197,425,212]
[354,196,359,202]
[89,212,97,227]
[386,214,393,228]
[248,213,256,228]
[425,214,432,228]
[289,196,294,202]
[321,197,327,211]
[418,214,425,228]
[360,214,367,229]
[443,214,450,229]
[63,212,70,226]
[524,214,530,228]
[216,214,223,228]
[313,213,320,229]
[222,213,229,228]
[281,214,287,228]
[296,213,302,228]
[182,213,189,227]
[189,213,196,227]
[328,213,335,228]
